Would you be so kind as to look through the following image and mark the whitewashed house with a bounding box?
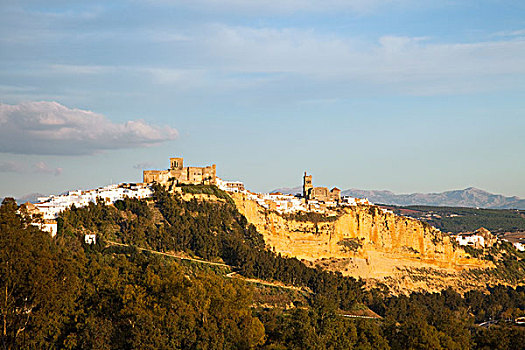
[456,233,485,248]
[84,234,97,245]
[513,241,525,252]
[33,183,154,223]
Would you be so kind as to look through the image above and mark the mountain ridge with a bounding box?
[270,186,525,210]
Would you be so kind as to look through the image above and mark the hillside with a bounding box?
[272,186,525,209]
[2,187,525,349]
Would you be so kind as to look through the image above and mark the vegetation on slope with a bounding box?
[462,241,525,285]
[59,185,364,311]
[1,197,264,349]
[2,188,525,349]
[381,205,525,233]
[178,183,235,204]
[370,286,525,350]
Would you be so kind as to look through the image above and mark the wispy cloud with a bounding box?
[144,68,206,85]
[32,161,62,176]
[194,25,525,95]
[0,160,62,176]
[43,64,205,86]
[49,64,111,75]
[41,26,525,96]
[146,31,193,43]
[0,160,26,173]
[491,29,525,38]
[133,162,155,170]
[2,3,525,102]
[146,0,405,15]
[0,101,178,155]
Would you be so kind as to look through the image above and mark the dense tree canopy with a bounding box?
[1,197,265,349]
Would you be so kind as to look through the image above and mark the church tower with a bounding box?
[303,172,313,199]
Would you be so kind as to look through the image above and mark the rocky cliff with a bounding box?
[231,193,494,294]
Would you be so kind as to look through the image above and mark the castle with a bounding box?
[143,157,217,186]
[302,172,341,203]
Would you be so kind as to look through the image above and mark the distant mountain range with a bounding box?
[0,193,46,205]
[270,186,525,210]
[17,193,46,204]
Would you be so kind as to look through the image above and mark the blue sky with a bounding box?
[1,0,524,198]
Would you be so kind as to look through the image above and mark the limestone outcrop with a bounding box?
[231,192,493,293]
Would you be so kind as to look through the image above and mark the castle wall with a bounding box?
[143,170,170,183]
[168,169,187,182]
[143,157,216,186]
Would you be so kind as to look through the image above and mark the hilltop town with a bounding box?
[21,156,369,237]
[21,156,525,254]
[143,156,371,212]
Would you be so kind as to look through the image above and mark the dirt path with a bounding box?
[226,271,311,293]
[106,240,231,267]
[105,240,309,292]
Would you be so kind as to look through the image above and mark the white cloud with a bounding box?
[0,101,178,155]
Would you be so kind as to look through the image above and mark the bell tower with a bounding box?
[303,172,313,199]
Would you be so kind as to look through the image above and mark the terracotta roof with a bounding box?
[22,202,37,210]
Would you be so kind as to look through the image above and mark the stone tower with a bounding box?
[170,157,183,170]
[303,172,313,199]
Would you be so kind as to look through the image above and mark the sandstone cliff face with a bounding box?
[232,193,493,293]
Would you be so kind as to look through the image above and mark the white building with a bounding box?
[33,183,153,221]
[341,196,371,206]
[513,241,525,252]
[30,219,58,237]
[514,242,525,252]
[85,234,97,245]
[456,233,485,248]
[216,178,246,193]
[251,192,307,213]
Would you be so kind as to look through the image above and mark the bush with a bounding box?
[178,184,234,204]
